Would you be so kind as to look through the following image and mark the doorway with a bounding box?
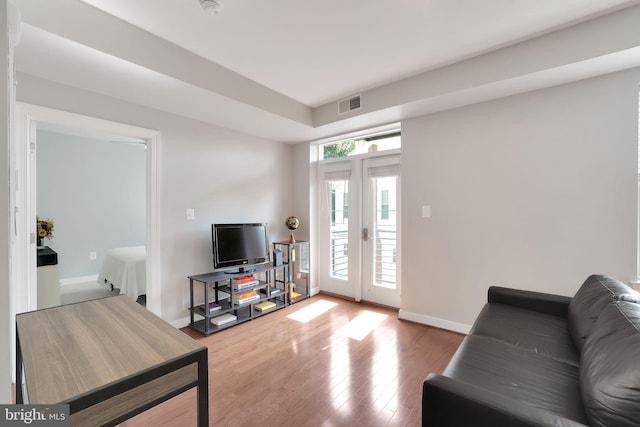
[317,131,401,307]
[12,103,161,316]
[36,125,147,307]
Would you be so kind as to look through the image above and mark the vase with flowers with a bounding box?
[36,217,54,249]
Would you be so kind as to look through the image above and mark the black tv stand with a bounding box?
[188,242,310,336]
[188,263,288,335]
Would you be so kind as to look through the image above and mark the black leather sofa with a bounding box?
[422,275,640,426]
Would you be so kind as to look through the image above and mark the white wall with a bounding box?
[37,131,146,279]
[400,69,640,332]
[0,0,11,404]
[292,143,311,242]
[18,75,294,323]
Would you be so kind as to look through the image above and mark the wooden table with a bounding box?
[16,296,208,426]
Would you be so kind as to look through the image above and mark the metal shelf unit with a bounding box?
[273,240,310,303]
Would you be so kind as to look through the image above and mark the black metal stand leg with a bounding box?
[189,279,194,327]
[204,281,210,335]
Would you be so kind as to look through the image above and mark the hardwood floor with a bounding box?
[119,294,463,427]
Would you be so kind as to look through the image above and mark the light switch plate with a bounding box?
[186,208,195,221]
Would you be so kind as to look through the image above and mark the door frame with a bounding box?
[316,149,401,305]
[12,103,162,317]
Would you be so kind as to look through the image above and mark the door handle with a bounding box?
[363,227,369,241]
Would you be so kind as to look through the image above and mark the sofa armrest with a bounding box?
[422,374,586,427]
[488,286,571,318]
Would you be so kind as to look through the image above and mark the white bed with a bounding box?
[97,246,146,301]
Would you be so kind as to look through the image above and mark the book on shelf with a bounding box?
[198,301,221,312]
[211,313,237,326]
[259,286,282,296]
[232,280,260,291]
[232,275,256,284]
[232,289,260,305]
[233,295,260,305]
[255,301,276,311]
[235,289,257,299]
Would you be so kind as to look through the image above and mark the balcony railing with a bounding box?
[330,228,349,279]
[374,221,397,288]
[329,221,398,288]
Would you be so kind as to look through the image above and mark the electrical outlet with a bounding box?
[90,251,97,260]
[186,208,195,221]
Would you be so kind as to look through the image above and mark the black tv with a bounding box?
[212,223,270,273]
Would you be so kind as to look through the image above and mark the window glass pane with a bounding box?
[320,131,401,160]
[343,192,349,220]
[329,180,349,279]
[330,189,336,225]
[323,140,355,159]
[373,177,397,289]
[381,189,389,220]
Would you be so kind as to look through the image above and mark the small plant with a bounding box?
[36,217,55,240]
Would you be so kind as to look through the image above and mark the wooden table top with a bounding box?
[16,295,205,404]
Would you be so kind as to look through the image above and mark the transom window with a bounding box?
[320,131,401,160]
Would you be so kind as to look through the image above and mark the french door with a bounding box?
[318,163,358,298]
[361,157,401,307]
[318,155,401,307]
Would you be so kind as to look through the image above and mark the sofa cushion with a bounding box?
[444,335,588,424]
[567,275,639,352]
[580,301,640,427]
[470,303,579,366]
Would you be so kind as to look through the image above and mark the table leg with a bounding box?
[197,349,209,427]
[15,325,23,404]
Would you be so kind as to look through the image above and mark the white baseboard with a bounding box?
[170,316,191,329]
[398,309,471,334]
[59,274,99,286]
[170,302,467,336]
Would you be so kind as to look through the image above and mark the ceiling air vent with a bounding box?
[338,94,361,115]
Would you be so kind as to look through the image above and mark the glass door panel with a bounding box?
[329,180,349,279]
[318,165,358,297]
[373,177,398,289]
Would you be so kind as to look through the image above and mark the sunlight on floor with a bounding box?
[338,310,388,341]
[371,329,399,417]
[330,335,352,413]
[287,299,338,323]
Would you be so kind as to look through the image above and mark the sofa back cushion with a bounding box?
[580,301,640,427]
[567,275,639,352]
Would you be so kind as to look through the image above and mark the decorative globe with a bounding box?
[286,216,299,243]
[286,216,299,231]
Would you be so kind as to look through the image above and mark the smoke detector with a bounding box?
[200,0,223,15]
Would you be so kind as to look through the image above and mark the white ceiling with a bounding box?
[11,0,640,142]
[79,0,637,107]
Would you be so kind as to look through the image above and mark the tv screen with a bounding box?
[212,223,270,272]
